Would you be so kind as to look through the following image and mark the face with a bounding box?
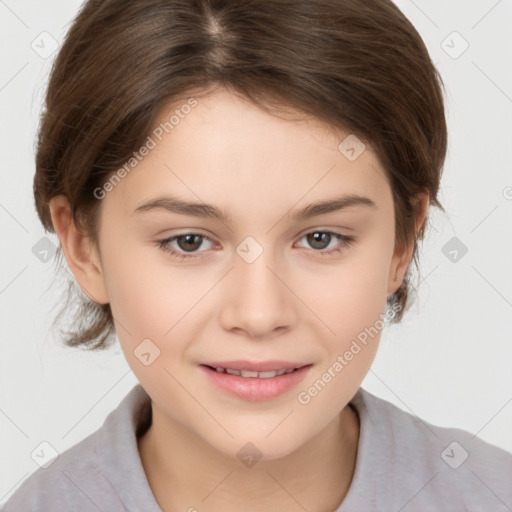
[79,88,410,460]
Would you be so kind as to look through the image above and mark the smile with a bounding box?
[207,366,299,378]
[200,364,313,401]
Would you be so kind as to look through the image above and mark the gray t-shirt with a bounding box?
[2,383,511,511]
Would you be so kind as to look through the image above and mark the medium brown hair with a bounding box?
[35,0,447,350]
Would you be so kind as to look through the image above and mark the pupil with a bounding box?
[308,232,330,250]
[178,234,202,252]
[176,233,332,252]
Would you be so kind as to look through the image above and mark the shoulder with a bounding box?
[1,428,124,511]
[2,384,155,512]
[344,388,512,511]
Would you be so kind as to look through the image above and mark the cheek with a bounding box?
[100,235,198,332]
[102,262,170,337]
[102,256,198,394]
[100,242,215,372]
[294,254,391,421]
[305,243,392,338]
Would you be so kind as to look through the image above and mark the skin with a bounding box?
[50,87,428,511]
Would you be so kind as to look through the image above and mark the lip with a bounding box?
[199,363,313,401]
[201,360,308,372]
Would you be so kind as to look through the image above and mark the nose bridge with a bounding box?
[235,234,284,302]
[220,235,295,336]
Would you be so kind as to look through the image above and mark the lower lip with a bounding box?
[200,365,312,401]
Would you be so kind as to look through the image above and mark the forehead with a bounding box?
[105,88,392,219]
[154,88,356,153]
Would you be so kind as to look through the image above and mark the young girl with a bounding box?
[4,0,511,510]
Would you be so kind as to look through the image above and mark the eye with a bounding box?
[295,230,355,256]
[157,233,214,260]
[156,230,356,261]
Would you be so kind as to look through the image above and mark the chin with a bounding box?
[203,429,305,464]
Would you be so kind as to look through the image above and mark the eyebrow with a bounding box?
[132,193,377,223]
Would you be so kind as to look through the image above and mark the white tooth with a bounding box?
[258,371,279,378]
[221,368,297,378]
[240,370,259,378]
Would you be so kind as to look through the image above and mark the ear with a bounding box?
[49,195,109,305]
[387,192,429,295]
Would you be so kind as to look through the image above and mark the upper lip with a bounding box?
[201,360,310,372]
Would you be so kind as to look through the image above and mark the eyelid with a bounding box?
[157,228,356,260]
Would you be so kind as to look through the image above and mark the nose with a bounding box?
[218,246,297,339]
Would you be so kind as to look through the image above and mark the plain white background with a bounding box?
[1,0,511,505]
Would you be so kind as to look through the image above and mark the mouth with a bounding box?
[199,361,313,401]
[202,365,302,379]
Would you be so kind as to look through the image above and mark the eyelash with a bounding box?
[156,230,356,261]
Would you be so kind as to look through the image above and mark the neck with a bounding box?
[138,402,360,512]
